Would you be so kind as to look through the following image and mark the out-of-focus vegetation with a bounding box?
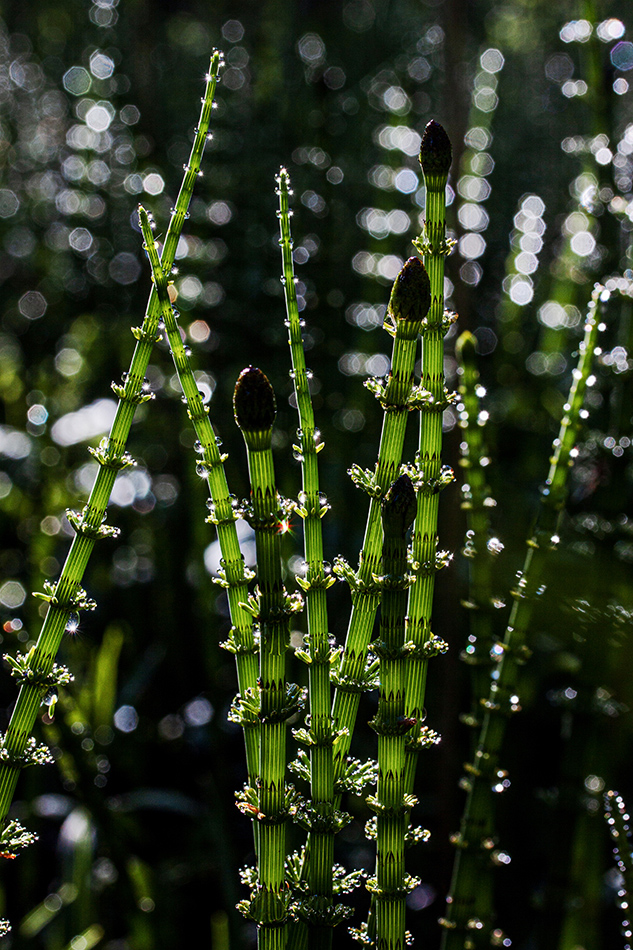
[0,0,632,947]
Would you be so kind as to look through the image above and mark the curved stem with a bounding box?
[139,207,259,783]
[441,289,604,948]
[0,53,223,830]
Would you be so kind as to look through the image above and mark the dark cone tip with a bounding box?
[419,119,452,177]
[388,257,431,323]
[382,474,417,535]
[233,366,276,432]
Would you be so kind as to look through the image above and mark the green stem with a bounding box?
[441,289,604,948]
[276,170,340,948]
[404,120,454,796]
[0,52,223,831]
[138,207,259,784]
[371,476,417,950]
[234,368,299,949]
[331,256,432,792]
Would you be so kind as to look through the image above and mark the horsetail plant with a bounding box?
[455,332,502,735]
[331,254,432,788]
[233,366,305,950]
[137,206,260,787]
[276,169,349,946]
[403,119,455,797]
[441,286,606,948]
[0,52,223,886]
[368,474,419,950]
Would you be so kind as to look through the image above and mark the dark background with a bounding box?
[0,0,632,947]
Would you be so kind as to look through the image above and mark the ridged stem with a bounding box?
[441,289,604,948]
[331,258,431,791]
[138,207,259,782]
[0,53,223,830]
[371,476,417,950]
[404,122,454,797]
[235,369,295,949]
[276,170,338,949]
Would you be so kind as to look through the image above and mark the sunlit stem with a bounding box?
[372,476,417,950]
[331,258,431,793]
[277,169,336,950]
[138,207,258,783]
[404,121,453,799]
[235,368,293,950]
[441,289,604,948]
[0,53,223,831]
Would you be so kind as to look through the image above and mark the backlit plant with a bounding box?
[1,17,632,950]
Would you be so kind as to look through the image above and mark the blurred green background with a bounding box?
[0,0,632,946]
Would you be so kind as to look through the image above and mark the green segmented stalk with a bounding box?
[404,120,454,794]
[604,790,633,950]
[234,367,303,950]
[455,332,501,735]
[369,475,418,950]
[0,53,223,833]
[138,207,259,782]
[276,169,346,946]
[441,289,604,948]
[331,256,432,788]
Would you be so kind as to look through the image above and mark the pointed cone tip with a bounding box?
[387,257,431,323]
[233,366,276,432]
[419,119,452,178]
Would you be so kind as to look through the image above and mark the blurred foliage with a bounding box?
[0,0,632,947]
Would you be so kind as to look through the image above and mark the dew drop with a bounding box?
[66,613,80,635]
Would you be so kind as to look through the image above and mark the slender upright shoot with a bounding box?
[441,288,605,947]
[404,119,455,793]
[138,206,259,782]
[369,475,418,950]
[276,169,347,946]
[331,257,432,790]
[234,367,304,950]
[0,52,223,841]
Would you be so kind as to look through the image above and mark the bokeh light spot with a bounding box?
[85,102,114,132]
[0,581,26,609]
[19,291,47,320]
[222,19,245,43]
[63,66,91,96]
[480,48,505,73]
[114,705,139,733]
[109,252,141,285]
[297,33,326,66]
[69,228,93,253]
[89,51,115,79]
[143,172,165,195]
